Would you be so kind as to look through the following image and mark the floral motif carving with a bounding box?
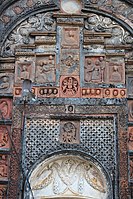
[29,156,107,198]
[0,98,12,120]
[60,121,80,144]
[60,50,80,75]
[84,56,105,83]
[2,12,56,57]
[85,14,133,45]
[36,55,56,83]
[60,76,80,97]
[0,126,10,149]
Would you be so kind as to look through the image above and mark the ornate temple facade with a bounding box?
[0,0,133,198]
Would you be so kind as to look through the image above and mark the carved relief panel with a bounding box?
[0,155,8,180]
[128,101,133,122]
[0,74,13,94]
[106,58,125,84]
[0,185,7,198]
[127,77,133,98]
[60,49,80,75]
[60,76,80,97]
[36,54,56,83]
[0,126,10,149]
[129,156,133,182]
[61,27,80,48]
[59,121,80,144]
[0,98,12,120]
[128,127,133,151]
[15,61,35,84]
[84,56,105,83]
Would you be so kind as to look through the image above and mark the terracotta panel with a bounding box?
[128,101,133,122]
[60,76,80,98]
[59,121,80,144]
[36,54,56,83]
[82,88,103,98]
[0,154,8,181]
[37,87,59,98]
[0,73,14,94]
[0,125,10,149]
[0,98,12,120]
[103,88,126,98]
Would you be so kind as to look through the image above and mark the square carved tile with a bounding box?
[36,54,56,83]
[0,73,14,94]
[0,125,10,150]
[15,61,35,84]
[59,121,80,144]
[61,27,79,48]
[60,49,80,75]
[60,76,80,98]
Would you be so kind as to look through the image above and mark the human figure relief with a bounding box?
[110,65,121,82]
[130,159,133,179]
[84,57,105,83]
[20,65,30,80]
[0,76,10,91]
[61,122,77,144]
[0,127,8,147]
[0,155,8,178]
[36,55,55,83]
[128,128,133,150]
[61,77,78,96]
[0,100,9,119]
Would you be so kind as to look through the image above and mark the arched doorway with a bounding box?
[25,154,111,199]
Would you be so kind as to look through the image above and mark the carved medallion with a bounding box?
[0,99,12,119]
[0,73,13,94]
[36,55,56,83]
[0,155,8,180]
[60,121,80,144]
[60,49,80,75]
[0,126,10,149]
[84,56,105,83]
[62,27,79,48]
[60,76,80,97]
[15,61,35,83]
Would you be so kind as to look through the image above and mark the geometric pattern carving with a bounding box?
[23,117,115,174]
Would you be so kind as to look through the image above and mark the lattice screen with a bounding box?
[23,117,116,174]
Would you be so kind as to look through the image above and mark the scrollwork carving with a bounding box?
[2,12,56,57]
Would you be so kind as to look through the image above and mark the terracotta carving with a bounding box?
[0,99,12,119]
[127,77,133,97]
[0,74,13,94]
[15,61,35,83]
[38,87,59,98]
[130,158,133,180]
[0,155,8,179]
[82,88,102,98]
[60,121,80,144]
[128,127,133,151]
[107,59,125,84]
[62,27,79,47]
[0,185,7,198]
[84,56,105,83]
[128,101,133,122]
[60,76,80,97]
[60,50,80,75]
[0,126,10,149]
[36,55,56,83]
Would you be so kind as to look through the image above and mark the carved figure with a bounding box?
[84,57,105,83]
[130,159,133,179]
[0,155,7,178]
[62,27,79,46]
[0,76,10,90]
[111,66,121,82]
[61,77,78,96]
[36,55,55,83]
[0,100,8,118]
[20,65,30,80]
[0,127,8,147]
[128,128,133,150]
[61,122,77,143]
